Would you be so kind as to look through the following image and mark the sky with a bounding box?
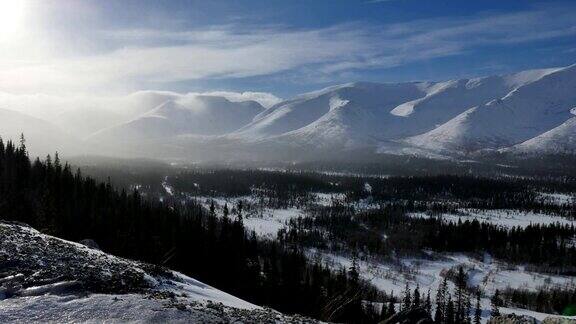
[0,0,575,99]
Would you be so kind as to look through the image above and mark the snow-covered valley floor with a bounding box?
[191,192,576,323]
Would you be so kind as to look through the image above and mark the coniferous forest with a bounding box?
[3,137,576,322]
[0,138,384,323]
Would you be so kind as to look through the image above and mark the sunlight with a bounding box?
[0,0,27,40]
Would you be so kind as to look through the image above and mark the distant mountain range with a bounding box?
[1,64,575,161]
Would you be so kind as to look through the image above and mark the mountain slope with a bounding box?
[232,82,427,140]
[0,108,82,156]
[245,69,558,152]
[509,114,576,154]
[0,221,316,323]
[90,95,265,142]
[406,65,576,153]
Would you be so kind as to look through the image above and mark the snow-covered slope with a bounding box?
[90,95,265,141]
[510,115,576,154]
[6,63,574,160]
[406,65,576,153]
[231,82,426,140]
[0,108,82,156]
[231,67,567,154]
[0,221,315,323]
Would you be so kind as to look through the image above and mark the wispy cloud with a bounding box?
[0,4,574,94]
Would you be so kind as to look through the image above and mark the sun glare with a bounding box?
[0,0,27,40]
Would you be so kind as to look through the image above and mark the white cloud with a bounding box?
[0,4,574,95]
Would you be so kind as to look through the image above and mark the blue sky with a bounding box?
[1,0,575,98]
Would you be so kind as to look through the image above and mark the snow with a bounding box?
[309,249,576,323]
[536,192,574,206]
[407,65,576,153]
[510,117,576,154]
[3,64,576,160]
[407,209,575,229]
[0,222,302,323]
[242,208,304,238]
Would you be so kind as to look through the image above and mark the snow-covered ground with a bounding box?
[537,192,575,206]
[408,209,575,228]
[307,249,576,323]
[0,221,316,323]
[194,196,304,239]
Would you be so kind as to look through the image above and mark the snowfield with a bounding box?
[0,221,317,323]
[407,209,575,229]
[307,249,576,323]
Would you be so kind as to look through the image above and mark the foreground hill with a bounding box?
[0,221,316,323]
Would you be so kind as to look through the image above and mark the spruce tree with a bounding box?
[387,292,396,317]
[455,266,467,323]
[446,295,455,324]
[380,302,388,321]
[424,289,432,316]
[435,277,447,323]
[413,284,421,308]
[474,290,482,324]
[402,283,412,311]
[491,290,501,318]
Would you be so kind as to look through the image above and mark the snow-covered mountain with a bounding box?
[0,108,81,157]
[90,95,265,142]
[406,65,576,153]
[2,63,576,160]
[227,66,574,156]
[509,115,576,154]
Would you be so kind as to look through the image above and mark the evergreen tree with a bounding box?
[402,283,412,311]
[491,290,501,318]
[455,266,467,323]
[413,284,421,308]
[380,302,389,321]
[446,295,455,324]
[424,289,432,316]
[387,292,396,317]
[474,290,482,324]
[435,277,447,323]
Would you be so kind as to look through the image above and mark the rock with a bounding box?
[488,314,538,324]
[79,239,101,250]
[381,307,434,324]
[542,318,576,324]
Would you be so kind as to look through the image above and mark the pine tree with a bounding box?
[19,134,26,154]
[491,289,501,318]
[402,283,412,311]
[387,292,396,317]
[413,284,421,308]
[455,266,467,323]
[349,257,360,286]
[446,295,455,324]
[424,289,432,316]
[435,277,447,323]
[209,200,215,215]
[380,302,388,321]
[474,290,482,324]
[465,290,472,324]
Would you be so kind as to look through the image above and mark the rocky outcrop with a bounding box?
[542,317,576,324]
[488,314,538,324]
